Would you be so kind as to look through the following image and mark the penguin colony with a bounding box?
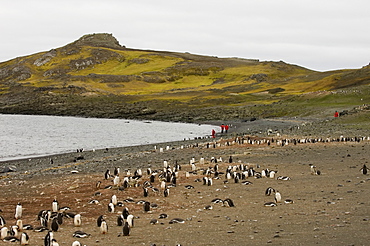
[0,133,369,245]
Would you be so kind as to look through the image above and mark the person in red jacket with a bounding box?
[334,111,339,117]
[220,124,225,133]
[211,129,216,138]
[225,124,229,133]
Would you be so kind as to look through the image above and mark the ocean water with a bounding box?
[0,114,216,161]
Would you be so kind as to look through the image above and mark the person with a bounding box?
[334,111,339,117]
[220,124,225,133]
[211,129,216,138]
[225,124,229,133]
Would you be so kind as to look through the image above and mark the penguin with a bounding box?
[169,218,185,224]
[117,215,124,226]
[20,232,29,245]
[104,169,111,179]
[114,167,120,176]
[108,203,115,213]
[100,220,108,234]
[97,215,104,227]
[143,187,149,197]
[44,231,53,246]
[0,215,6,226]
[50,238,59,246]
[223,198,235,207]
[126,214,134,227]
[274,191,282,203]
[52,198,59,213]
[56,213,63,225]
[265,187,275,196]
[143,201,151,212]
[113,176,120,186]
[95,181,102,189]
[15,202,22,219]
[74,214,82,227]
[150,219,158,225]
[360,164,370,175]
[72,241,82,246]
[0,226,8,240]
[111,195,118,206]
[122,221,130,236]
[33,226,49,232]
[73,230,90,238]
[122,207,130,220]
[164,188,169,197]
[16,219,23,232]
[51,217,59,232]
[2,236,19,243]
[158,213,168,219]
[10,225,20,237]
[264,202,277,207]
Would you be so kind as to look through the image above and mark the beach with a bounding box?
[0,119,369,245]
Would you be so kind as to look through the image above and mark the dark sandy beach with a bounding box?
[0,118,369,245]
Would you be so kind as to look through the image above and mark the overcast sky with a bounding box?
[1,0,369,71]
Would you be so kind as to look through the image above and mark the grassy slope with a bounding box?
[0,36,369,128]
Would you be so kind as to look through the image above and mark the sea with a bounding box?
[0,114,216,161]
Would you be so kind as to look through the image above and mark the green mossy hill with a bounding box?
[0,33,369,126]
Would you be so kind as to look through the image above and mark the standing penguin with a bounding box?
[74,214,82,227]
[143,201,151,212]
[20,232,29,245]
[44,231,53,246]
[122,221,130,236]
[274,190,282,203]
[360,164,370,175]
[100,220,108,234]
[126,214,134,227]
[52,198,59,213]
[15,202,22,220]
[97,215,104,227]
[0,215,6,226]
[51,217,59,232]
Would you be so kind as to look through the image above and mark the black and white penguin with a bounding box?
[52,198,59,213]
[74,214,81,227]
[143,201,151,212]
[104,170,111,180]
[360,164,370,175]
[20,232,29,245]
[107,203,115,213]
[3,236,19,243]
[117,215,124,226]
[143,187,149,197]
[72,241,82,246]
[100,220,108,234]
[122,221,130,236]
[44,231,53,246]
[169,218,185,224]
[51,217,59,232]
[73,230,90,238]
[15,202,22,219]
[265,187,275,196]
[0,226,9,240]
[164,188,170,197]
[122,207,130,220]
[50,238,59,246]
[264,202,277,207]
[127,214,134,227]
[274,191,282,203]
[0,215,6,226]
[223,198,235,207]
[97,215,104,227]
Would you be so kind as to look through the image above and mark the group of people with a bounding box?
[211,124,229,138]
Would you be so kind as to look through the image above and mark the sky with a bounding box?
[1,0,369,71]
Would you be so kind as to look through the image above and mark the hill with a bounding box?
[0,33,369,129]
